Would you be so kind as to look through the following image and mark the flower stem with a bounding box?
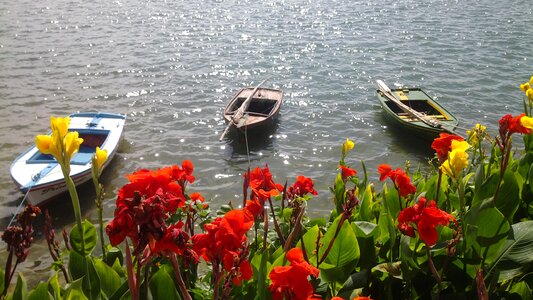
[170,253,192,300]
[426,247,442,285]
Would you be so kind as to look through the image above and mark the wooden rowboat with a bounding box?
[223,87,283,132]
[10,112,126,206]
[376,80,459,140]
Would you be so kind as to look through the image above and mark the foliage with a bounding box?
[2,76,533,299]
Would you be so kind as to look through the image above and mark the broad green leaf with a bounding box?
[12,273,27,300]
[48,272,62,300]
[353,221,379,239]
[296,225,320,264]
[28,282,52,300]
[149,267,179,300]
[509,281,532,300]
[353,222,379,269]
[68,252,100,299]
[64,278,88,300]
[494,169,520,221]
[252,250,269,300]
[472,171,498,207]
[70,220,98,256]
[383,184,400,219]
[335,173,346,214]
[359,184,375,222]
[465,199,510,266]
[336,269,370,299]
[485,221,533,282]
[93,258,122,297]
[318,216,359,283]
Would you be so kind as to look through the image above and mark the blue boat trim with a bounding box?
[70,112,126,120]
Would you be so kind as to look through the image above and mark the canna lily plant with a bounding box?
[3,75,533,299]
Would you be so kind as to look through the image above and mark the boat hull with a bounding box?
[376,87,459,140]
[10,112,126,206]
[223,87,283,132]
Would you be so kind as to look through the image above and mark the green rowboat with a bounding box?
[376,80,459,140]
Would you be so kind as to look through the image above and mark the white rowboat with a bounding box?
[10,112,126,206]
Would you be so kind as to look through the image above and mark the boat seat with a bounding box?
[71,145,96,165]
[247,112,270,117]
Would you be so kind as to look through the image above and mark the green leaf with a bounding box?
[494,169,520,221]
[252,250,269,300]
[318,216,359,283]
[336,269,369,299]
[12,273,28,300]
[28,282,52,300]
[68,252,100,299]
[353,222,379,269]
[70,220,98,256]
[64,278,89,300]
[296,225,320,264]
[383,184,400,219]
[93,258,122,298]
[509,281,532,300]
[359,184,375,222]
[335,173,346,214]
[48,272,62,300]
[486,221,533,282]
[465,199,511,266]
[472,172,498,207]
[149,267,179,300]
[353,221,379,239]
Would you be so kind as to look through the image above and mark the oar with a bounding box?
[219,78,270,141]
[375,80,461,136]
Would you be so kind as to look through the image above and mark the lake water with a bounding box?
[0,0,532,282]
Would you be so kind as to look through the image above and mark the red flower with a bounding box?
[269,248,320,300]
[151,221,189,256]
[377,164,392,181]
[248,165,283,201]
[222,250,253,286]
[378,164,417,197]
[339,165,357,181]
[397,197,455,246]
[431,133,464,162]
[290,175,318,197]
[244,199,263,219]
[192,208,254,262]
[499,114,531,139]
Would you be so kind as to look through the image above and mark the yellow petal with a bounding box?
[451,140,470,152]
[342,138,355,154]
[64,131,84,162]
[36,135,53,154]
[530,75,533,85]
[521,116,533,129]
[527,89,533,101]
[50,116,70,139]
[520,83,530,92]
[94,147,108,170]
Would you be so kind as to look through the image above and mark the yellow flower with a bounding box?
[50,116,70,139]
[342,138,355,155]
[530,75,533,84]
[520,82,530,92]
[93,147,108,171]
[36,134,62,159]
[467,123,486,146]
[440,140,469,179]
[521,116,533,129]
[527,89,533,101]
[63,131,84,163]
